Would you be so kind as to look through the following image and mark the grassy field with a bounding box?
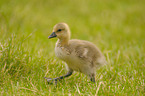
[0,0,145,95]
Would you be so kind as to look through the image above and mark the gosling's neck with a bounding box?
[58,37,70,47]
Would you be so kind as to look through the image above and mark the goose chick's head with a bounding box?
[48,23,71,40]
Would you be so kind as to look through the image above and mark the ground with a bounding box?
[0,0,145,95]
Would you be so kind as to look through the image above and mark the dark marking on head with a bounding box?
[57,29,62,32]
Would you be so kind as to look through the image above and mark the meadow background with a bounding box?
[0,0,145,95]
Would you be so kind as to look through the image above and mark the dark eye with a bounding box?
[57,29,62,32]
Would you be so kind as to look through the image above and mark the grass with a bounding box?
[0,0,145,95]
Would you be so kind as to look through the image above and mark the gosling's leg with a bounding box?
[90,77,95,83]
[44,71,73,84]
[90,73,96,83]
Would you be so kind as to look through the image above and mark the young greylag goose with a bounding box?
[45,23,107,84]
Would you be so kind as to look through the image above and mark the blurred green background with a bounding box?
[0,0,145,95]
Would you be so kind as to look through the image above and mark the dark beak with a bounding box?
[48,32,57,39]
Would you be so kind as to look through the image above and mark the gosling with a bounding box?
[45,23,107,83]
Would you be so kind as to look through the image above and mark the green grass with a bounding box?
[0,0,145,95]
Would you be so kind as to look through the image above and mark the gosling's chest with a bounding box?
[55,46,71,60]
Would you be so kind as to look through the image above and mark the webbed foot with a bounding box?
[44,77,57,85]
